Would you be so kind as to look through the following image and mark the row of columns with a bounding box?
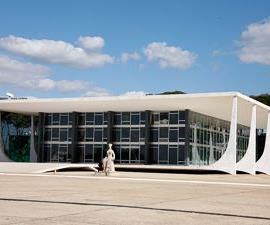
[207,96,270,175]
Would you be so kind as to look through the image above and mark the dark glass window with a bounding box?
[52,114,60,125]
[103,112,108,124]
[140,112,145,124]
[60,128,68,141]
[169,129,178,142]
[179,127,185,139]
[68,128,72,141]
[140,127,145,139]
[169,113,178,124]
[160,113,168,124]
[151,145,158,163]
[103,128,107,141]
[59,145,67,162]
[94,128,102,142]
[78,114,85,125]
[78,129,85,141]
[60,114,68,125]
[44,128,51,141]
[95,113,103,125]
[78,129,85,142]
[114,145,121,163]
[44,144,50,162]
[68,113,73,125]
[140,145,145,161]
[160,127,168,138]
[122,112,130,124]
[153,114,159,124]
[122,128,130,139]
[179,111,186,121]
[86,113,94,123]
[85,144,93,161]
[52,128,59,140]
[131,113,140,125]
[51,144,58,161]
[159,145,168,161]
[68,144,72,160]
[150,128,158,142]
[114,113,121,125]
[85,128,93,139]
[113,128,120,142]
[130,148,139,161]
[45,115,52,125]
[121,146,129,161]
[131,129,139,142]
[94,144,103,162]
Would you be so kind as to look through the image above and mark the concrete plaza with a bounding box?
[0,170,270,225]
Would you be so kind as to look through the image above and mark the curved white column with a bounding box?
[206,96,237,175]
[30,115,37,162]
[256,112,270,175]
[236,105,256,175]
[0,112,12,162]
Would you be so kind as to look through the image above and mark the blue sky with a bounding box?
[0,0,270,98]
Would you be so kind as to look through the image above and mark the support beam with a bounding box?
[145,110,152,164]
[71,112,79,163]
[107,111,114,144]
[256,112,270,175]
[37,112,44,162]
[236,105,256,175]
[30,115,37,162]
[184,109,190,165]
[206,96,238,175]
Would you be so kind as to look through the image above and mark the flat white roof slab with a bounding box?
[0,92,269,128]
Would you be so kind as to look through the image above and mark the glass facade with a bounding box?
[189,111,250,166]
[39,110,253,165]
[112,112,145,164]
[150,111,186,165]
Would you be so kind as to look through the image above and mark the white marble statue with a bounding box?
[103,143,115,175]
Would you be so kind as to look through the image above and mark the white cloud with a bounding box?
[144,42,197,69]
[83,87,110,97]
[122,91,147,96]
[239,18,270,65]
[78,36,105,50]
[0,35,113,69]
[120,52,141,63]
[0,55,109,94]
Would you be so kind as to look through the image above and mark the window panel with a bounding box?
[60,128,68,142]
[94,128,102,142]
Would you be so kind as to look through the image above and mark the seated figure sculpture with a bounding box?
[103,143,115,175]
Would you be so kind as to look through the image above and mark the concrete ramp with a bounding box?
[0,162,97,174]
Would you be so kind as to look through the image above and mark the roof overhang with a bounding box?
[0,92,269,128]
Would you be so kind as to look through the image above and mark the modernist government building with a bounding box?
[0,92,269,175]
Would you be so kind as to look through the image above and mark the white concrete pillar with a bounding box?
[206,96,237,175]
[256,112,270,175]
[30,115,37,162]
[0,112,12,162]
[236,105,256,175]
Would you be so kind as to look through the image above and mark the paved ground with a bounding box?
[0,171,270,225]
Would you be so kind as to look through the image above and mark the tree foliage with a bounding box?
[250,94,270,106]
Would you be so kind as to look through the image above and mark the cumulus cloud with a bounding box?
[78,36,105,50]
[83,87,110,97]
[144,42,197,69]
[120,52,141,63]
[0,35,113,69]
[0,55,108,95]
[239,18,270,65]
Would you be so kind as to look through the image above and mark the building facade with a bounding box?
[0,92,270,175]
